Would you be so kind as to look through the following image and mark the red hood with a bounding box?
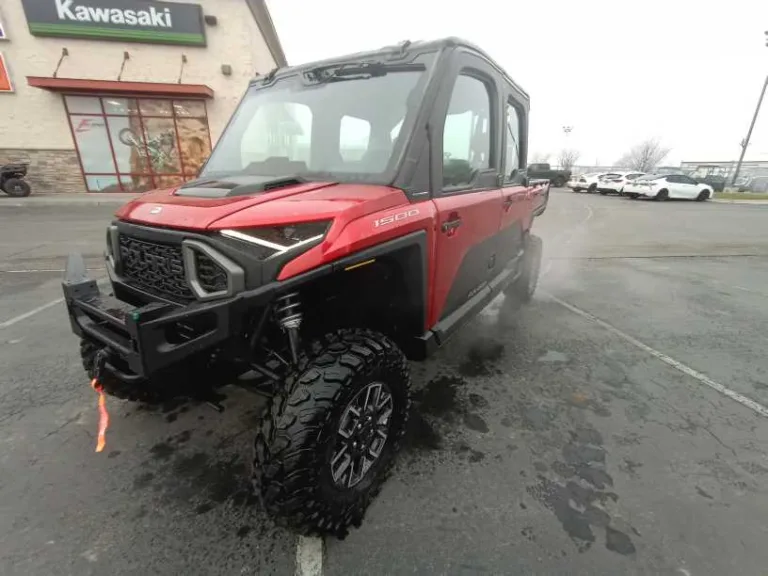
[115,182,408,230]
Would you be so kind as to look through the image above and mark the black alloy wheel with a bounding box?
[252,329,410,538]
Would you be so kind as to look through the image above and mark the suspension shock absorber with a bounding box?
[275,292,302,364]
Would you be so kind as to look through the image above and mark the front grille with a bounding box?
[195,251,228,293]
[118,235,193,302]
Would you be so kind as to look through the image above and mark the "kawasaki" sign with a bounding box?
[21,0,206,46]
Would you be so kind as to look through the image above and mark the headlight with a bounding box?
[220,221,330,259]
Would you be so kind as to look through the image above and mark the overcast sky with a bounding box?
[267,0,768,166]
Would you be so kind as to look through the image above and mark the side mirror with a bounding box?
[510,168,529,186]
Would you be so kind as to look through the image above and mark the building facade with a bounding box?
[0,0,285,193]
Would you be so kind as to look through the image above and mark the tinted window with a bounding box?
[442,74,493,189]
[503,101,521,180]
[666,175,681,183]
[627,173,643,180]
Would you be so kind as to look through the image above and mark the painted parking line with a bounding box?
[544,291,768,419]
[296,535,324,576]
[0,297,64,330]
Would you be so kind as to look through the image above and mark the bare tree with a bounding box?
[616,138,670,172]
[530,152,551,164]
[557,149,580,171]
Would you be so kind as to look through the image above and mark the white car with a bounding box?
[623,174,713,201]
[596,171,646,195]
[567,172,608,193]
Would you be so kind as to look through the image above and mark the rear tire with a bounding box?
[252,329,410,538]
[553,177,565,188]
[2,178,31,197]
[588,184,597,194]
[505,234,542,308]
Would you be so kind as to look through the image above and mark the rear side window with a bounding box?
[503,102,521,180]
[442,74,493,189]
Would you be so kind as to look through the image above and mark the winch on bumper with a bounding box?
[63,253,272,382]
[62,221,326,385]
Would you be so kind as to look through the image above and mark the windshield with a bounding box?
[636,174,665,180]
[201,53,436,182]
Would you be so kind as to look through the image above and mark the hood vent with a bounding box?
[176,175,306,198]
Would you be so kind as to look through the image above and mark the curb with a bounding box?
[711,199,768,205]
[0,194,139,207]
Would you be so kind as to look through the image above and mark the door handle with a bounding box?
[441,218,462,234]
[503,196,515,210]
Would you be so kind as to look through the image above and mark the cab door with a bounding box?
[429,52,504,330]
[497,97,529,270]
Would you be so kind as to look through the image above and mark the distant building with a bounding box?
[0,0,286,194]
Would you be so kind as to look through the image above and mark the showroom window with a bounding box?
[64,95,212,192]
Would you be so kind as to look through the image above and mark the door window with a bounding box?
[503,102,521,182]
[442,74,494,190]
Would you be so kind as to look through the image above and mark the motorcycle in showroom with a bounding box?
[0,163,32,197]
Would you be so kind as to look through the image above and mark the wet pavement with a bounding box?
[2,191,768,575]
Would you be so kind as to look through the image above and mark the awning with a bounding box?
[27,76,214,98]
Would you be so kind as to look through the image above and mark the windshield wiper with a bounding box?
[304,61,425,84]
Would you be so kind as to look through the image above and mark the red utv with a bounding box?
[62,37,547,536]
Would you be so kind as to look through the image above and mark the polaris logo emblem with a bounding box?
[149,206,163,214]
[373,209,420,228]
[55,0,172,27]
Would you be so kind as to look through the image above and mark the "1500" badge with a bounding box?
[373,209,420,227]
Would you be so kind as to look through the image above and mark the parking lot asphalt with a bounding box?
[1,190,768,575]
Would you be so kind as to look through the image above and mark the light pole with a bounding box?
[731,33,768,186]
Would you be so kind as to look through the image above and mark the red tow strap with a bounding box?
[90,378,110,453]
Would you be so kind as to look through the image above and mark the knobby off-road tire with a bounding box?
[252,329,411,538]
[3,178,31,197]
[505,234,543,309]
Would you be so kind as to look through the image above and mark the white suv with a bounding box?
[597,172,646,195]
[567,172,607,193]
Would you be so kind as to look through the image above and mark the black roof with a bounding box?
[253,37,530,102]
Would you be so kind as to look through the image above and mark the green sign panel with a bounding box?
[21,0,206,46]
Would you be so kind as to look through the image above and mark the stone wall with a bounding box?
[0,149,85,194]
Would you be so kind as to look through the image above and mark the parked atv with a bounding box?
[62,37,546,537]
[1,163,31,197]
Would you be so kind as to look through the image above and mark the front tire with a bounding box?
[2,178,31,197]
[656,189,669,201]
[252,329,410,537]
[696,190,710,201]
[588,184,597,194]
[553,177,565,188]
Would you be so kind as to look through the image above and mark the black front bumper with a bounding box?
[63,254,285,381]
